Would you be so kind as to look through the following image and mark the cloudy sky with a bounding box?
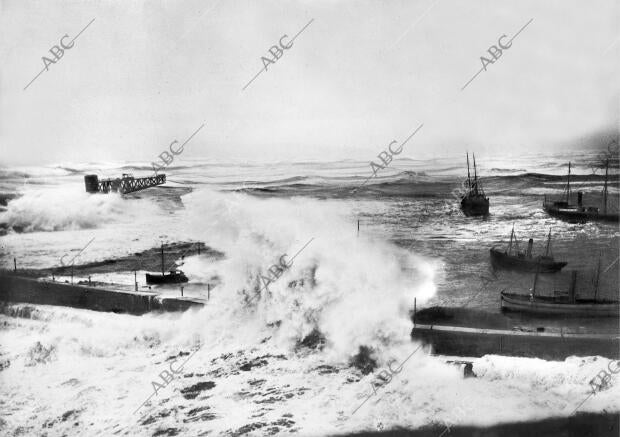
[0,0,618,165]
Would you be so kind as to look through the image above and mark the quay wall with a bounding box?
[0,273,204,315]
[412,325,620,360]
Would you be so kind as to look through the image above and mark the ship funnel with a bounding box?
[577,191,583,207]
[527,238,533,258]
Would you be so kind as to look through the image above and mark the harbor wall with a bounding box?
[412,326,620,360]
[0,273,204,315]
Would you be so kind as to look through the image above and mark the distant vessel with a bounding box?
[542,160,618,222]
[145,244,188,285]
[501,257,619,317]
[460,153,489,216]
[490,228,566,273]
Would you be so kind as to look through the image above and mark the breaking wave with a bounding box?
[0,186,160,233]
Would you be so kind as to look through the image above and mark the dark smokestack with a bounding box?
[527,239,533,258]
[577,191,583,208]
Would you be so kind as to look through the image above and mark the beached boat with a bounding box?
[145,244,188,285]
[543,160,619,222]
[490,228,566,273]
[460,153,489,216]
[411,305,620,360]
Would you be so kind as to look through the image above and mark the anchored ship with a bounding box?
[542,160,618,222]
[490,228,566,273]
[460,153,489,216]
[501,257,619,317]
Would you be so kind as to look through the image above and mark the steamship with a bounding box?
[461,153,489,216]
[543,161,618,222]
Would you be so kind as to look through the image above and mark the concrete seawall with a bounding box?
[411,306,620,360]
[412,324,620,360]
[0,273,205,315]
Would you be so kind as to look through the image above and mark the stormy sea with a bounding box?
[0,151,619,436]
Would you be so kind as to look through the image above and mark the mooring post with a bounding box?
[181,286,184,297]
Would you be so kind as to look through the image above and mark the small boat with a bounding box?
[460,153,489,216]
[501,258,619,317]
[543,160,619,223]
[145,244,189,285]
[146,270,188,284]
[490,228,567,273]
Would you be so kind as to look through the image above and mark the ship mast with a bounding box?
[161,243,165,275]
[593,252,602,301]
[473,153,478,194]
[532,262,540,298]
[544,229,552,257]
[566,162,571,204]
[603,159,609,215]
[466,152,471,190]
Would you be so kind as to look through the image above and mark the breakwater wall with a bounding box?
[411,306,620,360]
[0,273,204,315]
[412,324,620,360]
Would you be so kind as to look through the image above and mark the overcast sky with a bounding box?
[0,0,618,166]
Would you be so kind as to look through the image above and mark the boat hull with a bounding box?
[146,272,188,285]
[460,196,489,216]
[490,248,566,273]
[543,203,619,223]
[501,292,620,317]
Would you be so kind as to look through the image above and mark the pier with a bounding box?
[411,306,620,360]
[84,173,166,194]
[0,273,204,315]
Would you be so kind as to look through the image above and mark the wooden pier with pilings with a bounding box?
[84,173,166,194]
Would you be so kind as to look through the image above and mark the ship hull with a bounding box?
[543,203,619,223]
[146,272,188,285]
[490,248,566,273]
[460,196,489,216]
[501,292,620,317]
